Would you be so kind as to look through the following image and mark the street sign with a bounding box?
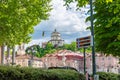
[76,36,91,48]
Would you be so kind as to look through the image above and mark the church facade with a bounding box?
[49,29,64,47]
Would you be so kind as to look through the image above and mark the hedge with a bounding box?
[0,66,85,80]
[96,72,120,80]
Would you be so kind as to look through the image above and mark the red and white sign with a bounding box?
[76,36,91,48]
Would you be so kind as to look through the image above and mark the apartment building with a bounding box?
[16,54,44,68]
[41,50,84,72]
[86,53,120,74]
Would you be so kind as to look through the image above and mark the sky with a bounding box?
[26,0,91,46]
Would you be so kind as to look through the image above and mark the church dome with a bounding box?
[51,29,60,37]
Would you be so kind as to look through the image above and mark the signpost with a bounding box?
[76,36,91,48]
[76,36,91,74]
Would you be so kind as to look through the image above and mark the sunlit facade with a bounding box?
[86,53,120,74]
[41,50,84,73]
[49,29,64,47]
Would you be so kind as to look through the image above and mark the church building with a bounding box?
[49,29,64,47]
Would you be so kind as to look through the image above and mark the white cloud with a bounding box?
[25,38,50,47]
[29,0,91,46]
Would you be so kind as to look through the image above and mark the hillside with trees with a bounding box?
[25,42,92,57]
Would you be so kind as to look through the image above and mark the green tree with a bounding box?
[92,0,120,56]
[0,0,52,64]
[0,0,51,46]
[64,0,120,56]
[45,43,54,50]
[69,42,77,52]
[62,42,77,52]
[26,45,41,57]
[25,45,37,55]
[64,0,113,8]
[62,44,70,49]
[62,42,91,52]
[25,43,56,57]
[44,42,56,54]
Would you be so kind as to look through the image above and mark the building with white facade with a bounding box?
[49,29,64,47]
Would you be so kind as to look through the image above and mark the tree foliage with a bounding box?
[25,42,92,58]
[63,42,91,53]
[25,43,56,57]
[63,42,77,52]
[25,45,38,56]
[64,0,113,8]
[43,42,56,54]
[0,0,52,47]
[64,0,120,56]
[93,0,120,56]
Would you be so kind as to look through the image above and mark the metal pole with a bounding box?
[83,47,86,75]
[90,0,96,76]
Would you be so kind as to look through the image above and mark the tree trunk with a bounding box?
[12,46,15,65]
[7,46,10,65]
[0,46,1,64]
[7,46,10,58]
[1,45,5,65]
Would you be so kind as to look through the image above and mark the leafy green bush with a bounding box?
[97,72,119,80]
[0,66,85,80]
[117,74,120,80]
